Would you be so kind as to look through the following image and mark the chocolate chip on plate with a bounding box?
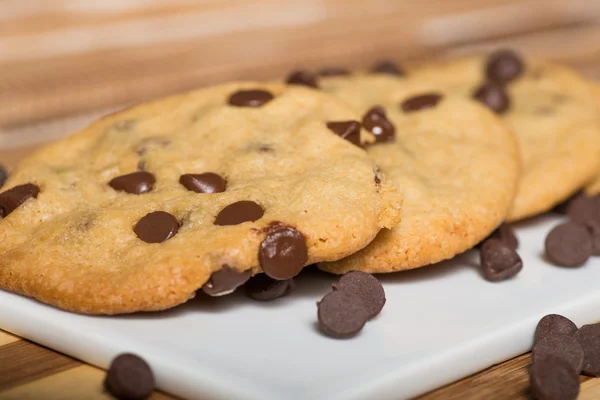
[228,90,274,107]
[552,191,583,215]
[0,164,8,189]
[286,70,319,88]
[0,183,40,217]
[489,223,519,250]
[485,49,524,84]
[532,333,584,373]
[214,200,264,226]
[317,67,350,77]
[535,314,578,343]
[332,271,386,318]
[400,93,443,112]
[104,353,155,400]
[545,221,592,267]
[109,171,155,195]
[566,194,600,225]
[134,211,179,244]
[202,265,251,296]
[529,355,580,400]
[245,274,295,301]
[317,290,369,339]
[574,324,600,376]
[259,226,308,280]
[585,220,600,256]
[362,106,395,143]
[480,239,523,282]
[370,60,404,76]
[326,120,362,147]
[179,173,227,194]
[473,82,510,114]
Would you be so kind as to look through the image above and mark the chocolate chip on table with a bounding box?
[532,333,584,373]
[245,274,295,301]
[332,271,386,318]
[179,173,227,194]
[485,49,524,83]
[228,90,274,107]
[545,221,592,267]
[317,67,350,77]
[529,355,580,400]
[400,93,443,112]
[362,106,395,143]
[109,172,155,195]
[134,211,179,244]
[566,194,600,225]
[489,223,519,250]
[214,201,264,226]
[317,290,369,339]
[104,353,155,400]
[535,314,578,343]
[259,226,308,280]
[0,183,40,217]
[0,164,8,189]
[574,324,600,376]
[370,60,404,76]
[480,239,523,282]
[202,265,251,296]
[472,82,510,114]
[326,121,362,147]
[286,70,319,88]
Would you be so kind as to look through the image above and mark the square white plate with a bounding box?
[1,214,600,400]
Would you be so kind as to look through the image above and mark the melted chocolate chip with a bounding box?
[401,93,443,112]
[109,172,155,195]
[370,60,404,76]
[134,211,179,243]
[228,90,274,107]
[245,274,295,301]
[317,68,350,77]
[545,221,592,267]
[179,173,227,194]
[259,226,308,280]
[286,70,319,88]
[362,106,395,143]
[333,271,386,318]
[480,239,523,281]
[0,164,8,189]
[535,314,578,343]
[0,183,40,217]
[473,82,510,114]
[318,290,369,339]
[326,120,362,147]
[202,265,251,296]
[485,49,524,83]
[214,201,264,226]
[104,353,155,400]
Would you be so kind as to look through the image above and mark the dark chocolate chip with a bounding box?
[489,223,519,250]
[0,164,8,189]
[202,265,251,296]
[566,194,600,225]
[485,49,524,83]
[228,90,274,107]
[480,239,523,281]
[585,220,600,256]
[245,274,295,301]
[553,191,583,215]
[259,226,308,280]
[529,355,580,400]
[370,60,404,76]
[179,173,227,194]
[400,93,443,112]
[214,201,264,226]
[535,314,578,343]
[317,290,369,339]
[0,183,40,217]
[326,120,362,147]
[332,271,386,318]
[134,211,179,243]
[473,82,510,114]
[532,333,584,373]
[286,70,319,88]
[135,137,170,155]
[104,353,155,400]
[109,172,155,195]
[362,106,395,143]
[317,68,350,77]
[574,324,600,376]
[545,221,592,267]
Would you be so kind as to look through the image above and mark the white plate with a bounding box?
[1,214,600,400]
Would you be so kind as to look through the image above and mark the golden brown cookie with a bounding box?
[0,82,402,314]
[583,81,600,195]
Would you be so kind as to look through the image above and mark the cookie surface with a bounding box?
[409,54,600,221]
[583,81,600,195]
[0,82,401,314]
[318,75,520,273]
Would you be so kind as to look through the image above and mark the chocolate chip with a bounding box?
[245,274,295,301]
[566,194,600,225]
[317,68,350,77]
[529,355,580,400]
[532,333,584,373]
[473,82,510,114]
[0,164,8,189]
[317,290,369,339]
[332,271,386,318]
[553,191,583,215]
[480,239,523,281]
[104,353,155,400]
[214,201,264,226]
[109,172,155,195]
[535,314,578,343]
[326,120,362,147]
[228,90,274,107]
[179,173,227,194]
[585,220,600,255]
[489,223,519,250]
[202,265,251,296]
[485,49,524,83]
[370,60,404,76]
[362,106,395,143]
[135,137,170,155]
[574,324,600,376]
[0,183,40,217]
[259,226,308,280]
[286,70,319,88]
[400,93,443,112]
[545,221,592,267]
[134,211,179,243]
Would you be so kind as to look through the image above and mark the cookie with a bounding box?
[409,51,600,221]
[583,81,600,195]
[317,75,520,273]
[0,82,402,314]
